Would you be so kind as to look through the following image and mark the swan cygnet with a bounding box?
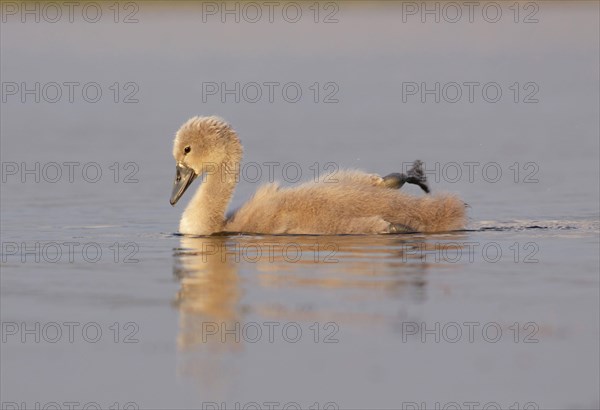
[170,116,466,235]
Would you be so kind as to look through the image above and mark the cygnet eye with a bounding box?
[184,146,191,154]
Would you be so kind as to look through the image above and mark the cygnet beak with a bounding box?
[170,163,198,206]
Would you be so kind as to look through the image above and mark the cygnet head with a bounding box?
[170,116,242,206]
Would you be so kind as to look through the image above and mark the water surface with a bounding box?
[1,2,599,409]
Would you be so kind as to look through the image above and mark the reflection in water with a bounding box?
[173,233,468,351]
[174,236,243,350]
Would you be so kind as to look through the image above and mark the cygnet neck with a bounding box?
[179,153,241,235]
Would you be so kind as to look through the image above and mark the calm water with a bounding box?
[1,2,599,409]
